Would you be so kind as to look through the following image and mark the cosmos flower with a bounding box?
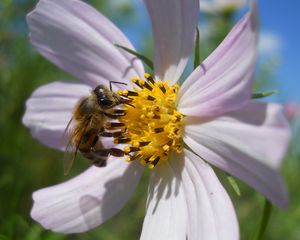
[284,102,299,121]
[201,0,246,13]
[23,0,290,239]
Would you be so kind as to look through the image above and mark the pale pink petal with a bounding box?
[31,158,143,233]
[170,150,239,240]
[140,158,187,240]
[27,0,144,88]
[184,102,290,208]
[22,82,91,151]
[144,0,199,84]
[178,4,258,117]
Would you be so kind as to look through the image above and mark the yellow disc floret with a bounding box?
[115,73,183,169]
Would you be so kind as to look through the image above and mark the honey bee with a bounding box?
[63,82,130,175]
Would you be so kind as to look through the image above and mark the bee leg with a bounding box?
[104,109,127,119]
[105,122,125,129]
[91,135,99,147]
[81,150,95,160]
[93,158,107,167]
[109,148,125,157]
[113,109,126,114]
[93,148,125,158]
[104,112,125,119]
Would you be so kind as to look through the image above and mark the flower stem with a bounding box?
[253,199,273,240]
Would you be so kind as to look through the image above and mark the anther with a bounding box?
[152,156,160,165]
[131,78,143,88]
[144,73,155,85]
[139,141,151,147]
[126,90,139,96]
[124,146,140,153]
[158,83,166,94]
[148,157,160,169]
[142,82,153,91]
[126,154,141,162]
[144,156,151,163]
[147,95,156,101]
[154,127,164,133]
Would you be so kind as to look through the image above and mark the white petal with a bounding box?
[170,150,239,240]
[27,0,144,88]
[184,102,290,208]
[22,81,90,150]
[144,0,199,84]
[178,4,258,117]
[140,158,187,240]
[31,158,143,233]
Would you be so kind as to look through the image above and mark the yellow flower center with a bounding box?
[115,73,183,169]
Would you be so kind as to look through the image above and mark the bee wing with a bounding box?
[63,139,79,175]
[63,118,91,175]
[62,118,77,175]
[62,118,73,146]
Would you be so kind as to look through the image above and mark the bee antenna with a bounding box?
[109,81,127,91]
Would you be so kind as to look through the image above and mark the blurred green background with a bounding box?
[0,0,299,239]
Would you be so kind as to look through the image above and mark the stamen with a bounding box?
[138,141,151,147]
[158,82,166,94]
[148,157,160,169]
[126,154,141,162]
[124,146,140,153]
[144,73,155,85]
[126,90,139,96]
[114,73,183,169]
[142,82,153,91]
[131,77,143,88]
[147,95,156,101]
[154,127,164,133]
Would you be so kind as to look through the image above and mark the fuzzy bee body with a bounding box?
[64,84,127,175]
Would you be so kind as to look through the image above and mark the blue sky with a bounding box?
[258,1,300,102]
[116,1,299,103]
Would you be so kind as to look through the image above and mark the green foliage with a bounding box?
[252,90,278,99]
[193,28,200,69]
[115,44,154,71]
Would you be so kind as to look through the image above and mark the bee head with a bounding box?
[93,85,115,109]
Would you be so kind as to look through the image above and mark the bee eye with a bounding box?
[99,98,113,107]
